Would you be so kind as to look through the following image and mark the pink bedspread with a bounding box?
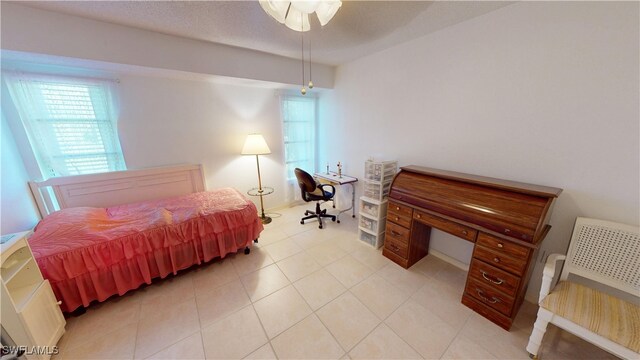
[29,188,263,312]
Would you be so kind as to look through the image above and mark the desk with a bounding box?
[383,165,562,330]
[314,172,358,222]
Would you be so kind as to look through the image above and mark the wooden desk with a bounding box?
[382,165,562,330]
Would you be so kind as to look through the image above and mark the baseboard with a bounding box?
[266,200,305,213]
[429,249,470,272]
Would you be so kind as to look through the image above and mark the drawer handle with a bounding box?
[504,229,511,233]
[395,216,400,221]
[481,271,504,285]
[56,301,62,305]
[493,257,500,263]
[461,230,468,235]
[390,244,400,252]
[395,206,400,211]
[476,289,500,304]
[390,230,401,237]
[416,214,421,219]
[497,243,504,248]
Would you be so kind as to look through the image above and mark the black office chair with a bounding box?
[294,168,337,229]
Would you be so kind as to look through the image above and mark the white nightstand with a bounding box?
[1,231,65,359]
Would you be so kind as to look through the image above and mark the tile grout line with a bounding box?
[291,242,384,357]
[244,225,293,359]
[291,276,345,356]
[139,278,200,359]
[438,311,475,359]
[191,273,208,360]
[258,221,361,358]
[245,303,273,359]
[375,289,427,359]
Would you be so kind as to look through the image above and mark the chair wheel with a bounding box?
[337,220,341,223]
[319,225,323,229]
[244,247,250,255]
[300,220,304,224]
[332,218,336,222]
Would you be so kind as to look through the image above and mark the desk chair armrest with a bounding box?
[539,254,566,303]
[318,183,336,197]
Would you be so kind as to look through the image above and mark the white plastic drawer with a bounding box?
[364,161,398,182]
[359,198,388,218]
[358,228,385,248]
[359,214,386,233]
[362,180,392,202]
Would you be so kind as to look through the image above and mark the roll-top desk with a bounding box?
[382,165,562,330]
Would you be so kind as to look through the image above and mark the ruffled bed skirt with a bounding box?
[29,189,263,312]
[50,225,259,312]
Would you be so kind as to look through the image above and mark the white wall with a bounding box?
[1,70,291,214]
[115,74,288,209]
[0,1,327,215]
[0,112,40,234]
[318,1,639,301]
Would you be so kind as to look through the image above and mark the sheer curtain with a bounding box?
[5,73,125,178]
[281,94,317,203]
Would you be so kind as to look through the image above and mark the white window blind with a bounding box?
[6,74,126,178]
[281,95,316,180]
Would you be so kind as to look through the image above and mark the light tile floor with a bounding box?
[54,204,617,359]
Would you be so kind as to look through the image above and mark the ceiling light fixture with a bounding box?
[259,0,342,95]
[259,0,342,32]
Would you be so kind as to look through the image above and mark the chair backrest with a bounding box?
[561,217,639,296]
[294,168,317,200]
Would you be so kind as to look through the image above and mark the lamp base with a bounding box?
[260,216,272,224]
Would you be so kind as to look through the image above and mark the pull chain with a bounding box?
[308,31,313,89]
[301,13,306,95]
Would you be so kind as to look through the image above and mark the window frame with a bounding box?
[4,72,126,179]
[280,94,318,181]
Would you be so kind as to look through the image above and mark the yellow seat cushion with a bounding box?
[541,281,640,352]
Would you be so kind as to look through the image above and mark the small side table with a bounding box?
[247,186,274,224]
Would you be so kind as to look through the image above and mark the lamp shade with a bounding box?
[242,134,271,155]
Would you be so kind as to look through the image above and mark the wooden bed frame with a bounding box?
[29,164,206,218]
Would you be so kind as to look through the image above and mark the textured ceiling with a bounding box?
[16,1,512,66]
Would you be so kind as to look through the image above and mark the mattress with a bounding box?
[28,188,263,312]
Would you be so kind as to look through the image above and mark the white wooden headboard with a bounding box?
[29,164,206,218]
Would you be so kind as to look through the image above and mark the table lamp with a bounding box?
[242,134,272,224]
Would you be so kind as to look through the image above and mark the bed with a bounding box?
[27,164,263,312]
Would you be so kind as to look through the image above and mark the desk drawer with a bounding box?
[468,259,520,297]
[414,211,477,242]
[384,236,409,259]
[465,278,515,317]
[473,245,527,275]
[387,201,413,228]
[386,221,410,245]
[477,233,530,260]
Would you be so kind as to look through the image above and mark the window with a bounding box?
[6,74,125,177]
[281,95,316,180]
